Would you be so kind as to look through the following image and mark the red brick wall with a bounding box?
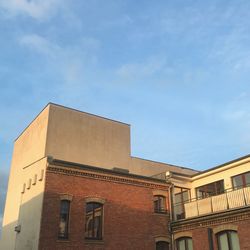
[39,171,170,250]
[175,219,250,250]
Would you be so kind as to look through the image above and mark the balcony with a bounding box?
[173,186,250,220]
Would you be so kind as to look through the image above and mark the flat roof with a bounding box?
[50,158,170,184]
[132,156,198,172]
[15,102,130,141]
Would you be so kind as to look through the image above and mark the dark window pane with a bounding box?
[156,241,170,250]
[154,195,166,213]
[182,191,189,202]
[196,180,224,198]
[245,172,250,186]
[58,200,70,239]
[232,175,243,189]
[85,202,103,240]
[232,171,250,188]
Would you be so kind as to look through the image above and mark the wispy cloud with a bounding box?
[0,0,62,20]
[18,33,101,100]
[116,57,167,81]
[19,34,59,57]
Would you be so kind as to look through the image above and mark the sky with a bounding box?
[1,0,250,234]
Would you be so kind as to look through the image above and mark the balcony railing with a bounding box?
[173,186,250,220]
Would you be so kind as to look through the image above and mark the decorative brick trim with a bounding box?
[213,224,238,234]
[154,235,170,243]
[174,231,192,240]
[85,197,105,204]
[172,209,250,232]
[47,166,168,190]
[60,194,73,201]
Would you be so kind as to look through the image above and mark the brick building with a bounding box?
[1,103,250,250]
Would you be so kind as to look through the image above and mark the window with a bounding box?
[175,188,190,204]
[156,241,170,250]
[85,202,103,240]
[176,237,193,250]
[232,171,250,189]
[196,180,224,199]
[174,187,190,219]
[154,195,167,213]
[217,231,240,250]
[58,200,70,239]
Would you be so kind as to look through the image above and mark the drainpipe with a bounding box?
[168,182,175,250]
[208,228,214,250]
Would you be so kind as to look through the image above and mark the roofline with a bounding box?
[50,158,170,185]
[14,102,131,142]
[49,102,130,126]
[14,103,50,142]
[192,154,250,177]
[131,156,198,172]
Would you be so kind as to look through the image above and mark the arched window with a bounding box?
[85,202,103,240]
[154,195,167,213]
[156,241,170,250]
[58,200,70,239]
[176,237,193,250]
[217,231,240,250]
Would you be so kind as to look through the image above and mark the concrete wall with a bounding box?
[45,104,131,170]
[1,106,49,250]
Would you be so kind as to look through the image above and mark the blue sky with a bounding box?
[1,0,250,232]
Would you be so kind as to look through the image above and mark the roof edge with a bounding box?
[48,102,130,126]
[50,158,170,184]
[131,156,198,172]
[192,154,250,177]
[14,103,50,142]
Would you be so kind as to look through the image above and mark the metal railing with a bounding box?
[173,185,250,220]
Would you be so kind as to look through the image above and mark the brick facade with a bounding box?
[39,164,170,250]
[172,208,250,250]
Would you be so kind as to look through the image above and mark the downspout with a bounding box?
[168,182,175,250]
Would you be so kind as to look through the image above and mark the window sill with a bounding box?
[85,239,104,244]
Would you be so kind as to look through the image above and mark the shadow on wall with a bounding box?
[39,190,170,250]
[1,191,170,250]
[0,193,44,250]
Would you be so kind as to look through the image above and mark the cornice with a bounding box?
[171,207,250,232]
[47,165,169,190]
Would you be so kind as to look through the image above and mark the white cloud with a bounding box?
[19,34,60,57]
[116,57,166,81]
[0,0,62,20]
[18,33,101,94]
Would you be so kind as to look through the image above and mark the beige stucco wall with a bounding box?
[1,106,49,250]
[0,103,204,250]
[190,157,250,199]
[15,158,47,250]
[130,157,197,177]
[45,104,131,170]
